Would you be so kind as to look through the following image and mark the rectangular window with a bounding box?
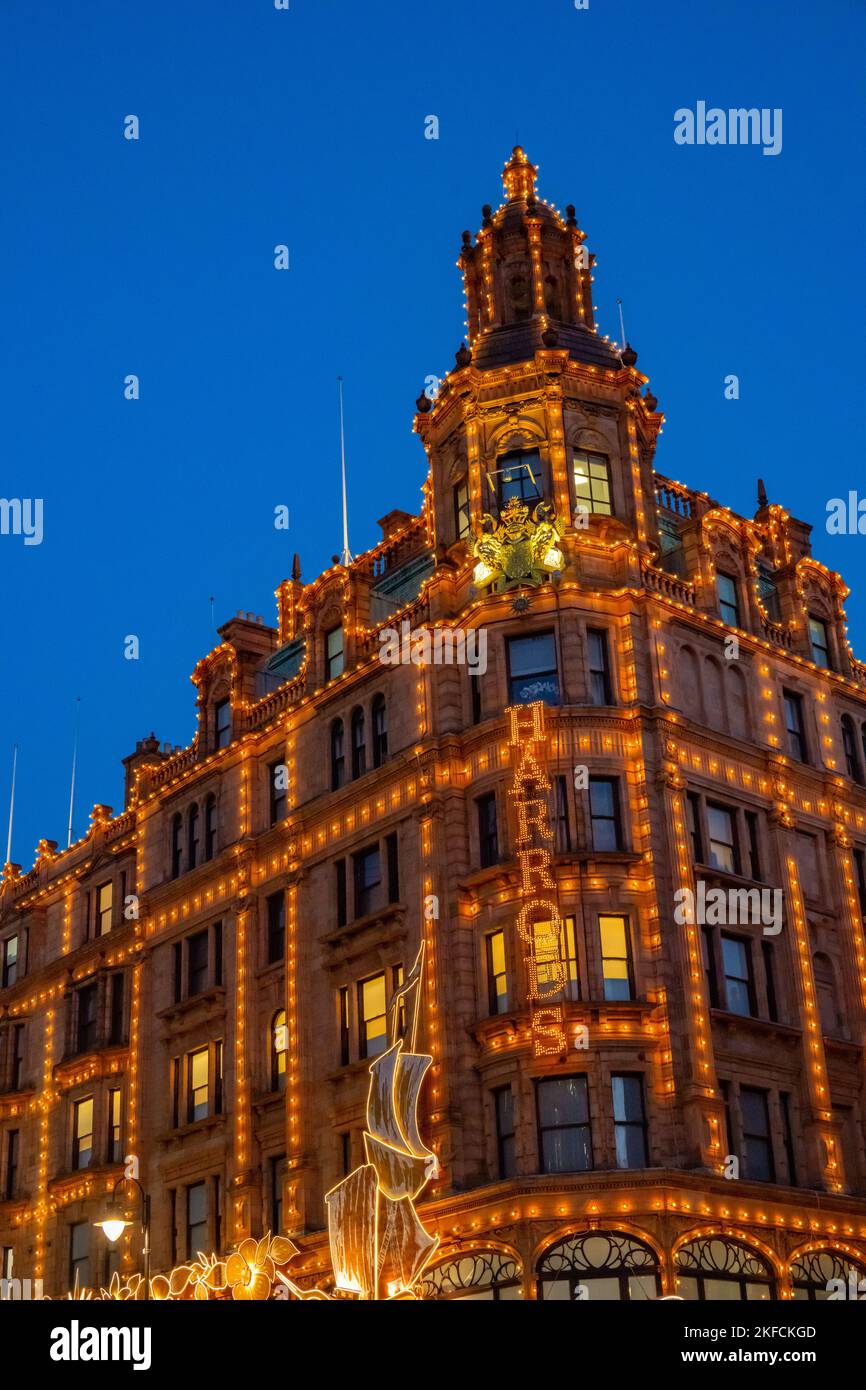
[353,846,382,919]
[267,892,286,964]
[338,986,350,1066]
[701,927,719,1008]
[454,479,471,540]
[69,1221,90,1291]
[612,1074,648,1169]
[506,632,560,706]
[358,974,387,1059]
[215,699,231,749]
[5,1130,19,1200]
[188,1047,210,1123]
[270,1155,286,1235]
[386,832,399,904]
[533,916,580,1002]
[213,921,223,987]
[809,616,831,668]
[172,941,183,1004]
[77,982,98,1054]
[470,671,482,725]
[476,792,499,869]
[109,973,124,1045]
[73,1097,94,1170]
[108,1088,122,1163]
[554,775,572,853]
[707,803,738,874]
[589,777,622,852]
[587,628,612,705]
[536,1075,593,1174]
[762,941,778,1022]
[740,1087,775,1182]
[722,934,754,1016]
[96,881,113,936]
[600,915,633,1002]
[854,849,866,917]
[494,1086,516,1179]
[686,792,703,862]
[213,1040,223,1115]
[745,811,761,880]
[716,572,740,627]
[187,930,209,997]
[783,689,807,762]
[573,450,613,517]
[325,626,344,681]
[497,449,542,507]
[187,1182,208,1258]
[340,1131,352,1177]
[486,931,508,1015]
[269,759,288,825]
[10,1023,25,1091]
[2,935,19,988]
[780,1091,797,1185]
[335,859,347,929]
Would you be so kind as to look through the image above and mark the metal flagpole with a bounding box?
[67,697,81,848]
[5,744,17,865]
[338,376,353,566]
[617,297,627,352]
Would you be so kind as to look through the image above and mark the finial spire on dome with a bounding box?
[502,146,537,201]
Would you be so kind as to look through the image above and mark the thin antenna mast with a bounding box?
[337,376,353,566]
[5,744,17,865]
[67,697,81,848]
[617,298,627,352]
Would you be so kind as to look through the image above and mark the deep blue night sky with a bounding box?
[1,0,864,864]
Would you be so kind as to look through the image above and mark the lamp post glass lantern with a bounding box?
[95,1176,151,1297]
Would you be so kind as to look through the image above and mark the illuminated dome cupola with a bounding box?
[458,147,618,370]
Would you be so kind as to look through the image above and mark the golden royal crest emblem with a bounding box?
[471,497,564,590]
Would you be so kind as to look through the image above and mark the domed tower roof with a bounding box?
[457,147,621,372]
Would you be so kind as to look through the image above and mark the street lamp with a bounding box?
[95,1176,151,1298]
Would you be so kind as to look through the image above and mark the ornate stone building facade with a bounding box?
[3,148,866,1301]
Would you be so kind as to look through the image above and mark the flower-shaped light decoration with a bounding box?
[226,1234,299,1301]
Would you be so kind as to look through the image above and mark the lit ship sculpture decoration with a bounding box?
[471,496,564,599]
[54,946,438,1302]
[319,943,441,1300]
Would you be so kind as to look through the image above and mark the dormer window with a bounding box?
[325,626,344,681]
[1,935,19,988]
[496,449,542,508]
[215,699,231,749]
[809,616,831,669]
[573,451,613,517]
[757,564,781,623]
[717,573,741,628]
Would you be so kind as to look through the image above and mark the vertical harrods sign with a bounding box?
[507,702,568,1056]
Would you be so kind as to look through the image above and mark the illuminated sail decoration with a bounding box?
[325,944,440,1299]
[507,701,568,1057]
[471,497,563,590]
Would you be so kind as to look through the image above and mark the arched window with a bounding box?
[351,707,366,780]
[813,953,841,1037]
[727,665,749,740]
[703,656,727,734]
[372,694,388,768]
[171,813,183,880]
[790,1248,866,1300]
[187,803,200,871]
[675,1237,774,1300]
[677,647,703,724]
[271,1009,287,1093]
[537,1231,660,1301]
[331,719,345,791]
[841,715,862,783]
[421,1251,522,1301]
[204,794,217,862]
